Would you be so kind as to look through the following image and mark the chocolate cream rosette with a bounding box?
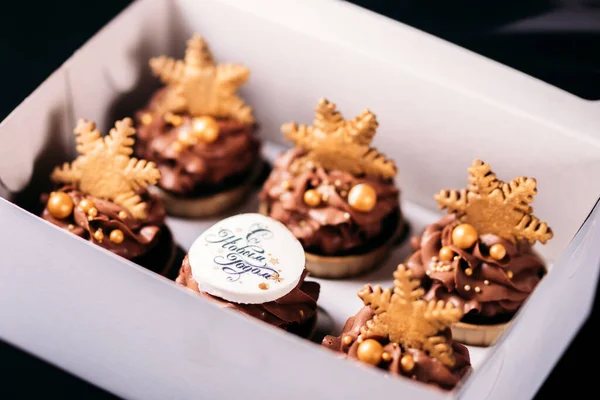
[41,118,175,275]
[406,159,552,346]
[135,34,261,218]
[260,98,404,278]
[322,265,471,390]
[176,213,320,339]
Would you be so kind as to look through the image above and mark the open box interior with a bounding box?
[2,1,600,399]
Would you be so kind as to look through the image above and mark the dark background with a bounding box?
[1,0,599,398]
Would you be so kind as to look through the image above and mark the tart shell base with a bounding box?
[151,163,263,218]
[451,321,509,347]
[259,201,408,279]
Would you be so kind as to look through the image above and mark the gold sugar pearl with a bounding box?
[192,116,220,143]
[506,270,514,279]
[109,229,125,244]
[490,243,507,260]
[178,128,197,146]
[452,224,479,249]
[67,224,75,230]
[484,280,490,285]
[356,339,384,366]
[303,189,321,207]
[465,267,473,276]
[439,246,454,261]
[118,211,128,220]
[93,229,104,243]
[344,212,351,220]
[400,355,415,372]
[381,352,392,362]
[47,192,74,220]
[280,180,291,190]
[474,286,482,293]
[171,141,184,153]
[140,113,153,126]
[334,179,342,187]
[164,112,183,126]
[87,207,98,219]
[464,284,471,291]
[348,183,377,212]
[342,335,353,346]
[78,198,95,214]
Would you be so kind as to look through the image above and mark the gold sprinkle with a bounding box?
[344,212,351,220]
[171,141,184,153]
[299,310,305,317]
[465,267,473,276]
[464,285,471,291]
[342,335,353,345]
[453,256,459,261]
[484,280,490,285]
[382,352,392,362]
[93,229,104,243]
[474,286,481,293]
[334,179,342,187]
[281,180,291,190]
[507,270,514,279]
[426,270,431,276]
[67,224,75,230]
[140,113,153,126]
[258,283,269,290]
[88,207,98,218]
[118,211,127,220]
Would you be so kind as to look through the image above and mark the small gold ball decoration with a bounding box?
[356,339,384,366]
[303,189,321,207]
[400,355,415,372]
[78,198,95,214]
[506,270,514,279]
[465,267,473,276]
[192,116,220,143]
[280,180,291,190]
[140,113,153,126]
[347,183,377,212]
[164,112,183,126]
[489,243,506,260]
[109,229,125,244]
[178,128,198,146]
[118,211,128,220]
[381,352,392,362]
[342,335,353,346]
[47,192,74,220]
[93,229,104,243]
[438,246,454,261]
[452,224,479,249]
[87,207,98,219]
[171,141,184,153]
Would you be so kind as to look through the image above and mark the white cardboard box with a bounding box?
[2,1,600,399]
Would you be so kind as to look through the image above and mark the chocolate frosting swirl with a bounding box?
[41,185,165,260]
[406,214,546,321]
[135,88,260,195]
[177,255,320,333]
[322,306,471,390]
[259,148,400,255]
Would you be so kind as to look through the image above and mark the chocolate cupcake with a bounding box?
[406,159,552,346]
[42,118,175,275]
[259,98,404,278]
[176,213,320,338]
[322,265,471,390]
[135,34,261,218]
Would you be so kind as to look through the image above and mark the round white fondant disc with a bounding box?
[187,213,306,304]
